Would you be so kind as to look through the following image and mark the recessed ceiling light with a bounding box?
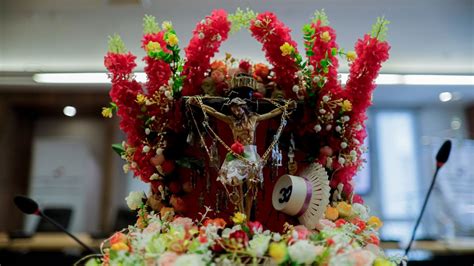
[439,92,453,102]
[63,106,77,117]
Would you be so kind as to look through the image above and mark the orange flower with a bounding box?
[325,206,339,221]
[336,201,352,217]
[211,60,227,75]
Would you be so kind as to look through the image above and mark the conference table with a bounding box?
[1,232,473,255]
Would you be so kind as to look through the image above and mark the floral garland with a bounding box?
[249,12,300,98]
[83,201,402,266]
[181,10,231,96]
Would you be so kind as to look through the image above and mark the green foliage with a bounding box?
[312,9,330,26]
[112,143,125,156]
[107,34,127,54]
[371,16,390,41]
[143,14,160,34]
[228,7,258,33]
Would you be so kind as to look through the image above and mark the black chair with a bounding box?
[35,207,72,232]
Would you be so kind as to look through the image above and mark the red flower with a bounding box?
[352,217,367,234]
[250,12,299,97]
[229,230,249,247]
[247,221,263,234]
[367,233,380,245]
[352,194,364,204]
[161,160,175,175]
[203,218,227,228]
[326,238,335,246]
[110,232,127,245]
[182,9,231,96]
[335,219,347,228]
[231,141,245,155]
[238,60,252,74]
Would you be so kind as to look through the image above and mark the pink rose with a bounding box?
[171,217,194,231]
[157,251,178,266]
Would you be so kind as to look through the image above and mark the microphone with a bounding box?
[403,140,452,259]
[13,195,96,254]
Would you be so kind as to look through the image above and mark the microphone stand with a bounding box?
[38,211,96,254]
[403,167,440,258]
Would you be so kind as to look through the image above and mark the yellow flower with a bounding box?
[146,41,161,53]
[320,31,331,42]
[340,99,353,112]
[346,51,357,62]
[161,21,173,31]
[325,206,339,221]
[101,107,113,118]
[336,201,352,217]
[368,216,383,230]
[269,242,288,264]
[280,42,294,57]
[136,94,147,105]
[111,242,129,252]
[231,212,247,224]
[166,34,179,47]
[373,257,395,266]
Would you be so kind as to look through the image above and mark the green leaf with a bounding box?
[112,143,125,156]
[226,152,236,161]
[312,9,330,26]
[331,47,338,56]
[107,34,127,54]
[143,14,160,34]
[228,8,258,33]
[370,16,390,41]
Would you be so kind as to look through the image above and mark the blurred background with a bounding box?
[0,0,473,265]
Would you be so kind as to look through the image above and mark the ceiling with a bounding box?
[0,0,473,105]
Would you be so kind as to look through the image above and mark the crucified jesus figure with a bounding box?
[188,96,295,216]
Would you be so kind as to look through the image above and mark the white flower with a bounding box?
[319,109,326,114]
[174,254,207,266]
[122,164,130,173]
[343,116,350,122]
[335,126,342,132]
[307,65,314,72]
[198,32,205,39]
[248,235,271,257]
[325,125,332,131]
[313,76,321,83]
[142,145,150,153]
[156,148,164,155]
[272,233,281,242]
[355,124,362,131]
[288,240,318,265]
[352,203,369,221]
[150,173,160,180]
[125,191,145,210]
[314,124,322,132]
[296,71,304,78]
[350,150,357,157]
[164,90,172,98]
[322,95,330,102]
[145,128,151,135]
[292,85,300,93]
[168,79,174,86]
[338,157,346,165]
[340,142,348,149]
[216,34,222,41]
